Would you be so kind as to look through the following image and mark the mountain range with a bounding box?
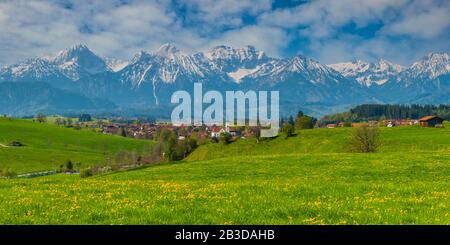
[1,44,449,117]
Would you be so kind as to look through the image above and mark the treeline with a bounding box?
[321,104,450,124]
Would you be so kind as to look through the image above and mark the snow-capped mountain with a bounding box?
[329,59,404,87]
[0,44,449,117]
[406,52,450,80]
[376,52,450,104]
[47,44,111,80]
[0,57,64,82]
[0,44,110,83]
[104,57,129,72]
[205,45,270,73]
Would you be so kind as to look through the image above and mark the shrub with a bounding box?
[9,141,25,147]
[348,126,381,153]
[65,160,74,172]
[219,132,232,145]
[281,123,295,138]
[80,168,93,178]
[343,122,352,127]
[0,168,17,178]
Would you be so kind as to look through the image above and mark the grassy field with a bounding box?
[0,118,154,173]
[187,124,450,161]
[0,121,450,224]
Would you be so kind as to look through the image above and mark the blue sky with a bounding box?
[0,0,449,66]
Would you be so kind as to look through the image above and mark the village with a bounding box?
[98,121,261,141]
[71,114,446,142]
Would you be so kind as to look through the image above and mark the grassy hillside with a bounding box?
[1,151,450,224]
[0,123,449,224]
[187,123,450,161]
[0,118,154,173]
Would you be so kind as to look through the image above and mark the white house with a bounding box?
[211,126,226,138]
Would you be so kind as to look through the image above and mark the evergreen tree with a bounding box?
[295,113,314,130]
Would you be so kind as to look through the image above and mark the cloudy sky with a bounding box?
[0,0,449,66]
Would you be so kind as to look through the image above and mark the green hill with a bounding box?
[187,123,450,161]
[0,117,154,173]
[1,123,450,224]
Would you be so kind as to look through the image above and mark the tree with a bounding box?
[348,126,381,153]
[78,114,92,122]
[288,115,295,125]
[118,127,127,137]
[281,123,295,138]
[187,133,199,151]
[219,132,232,144]
[295,112,314,130]
[55,117,62,126]
[157,128,173,142]
[164,133,178,161]
[36,113,46,123]
[65,160,74,172]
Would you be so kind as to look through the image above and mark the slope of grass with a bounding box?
[0,118,154,173]
[1,151,450,224]
[0,121,450,224]
[187,124,450,161]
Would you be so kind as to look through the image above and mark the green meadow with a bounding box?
[0,118,154,173]
[0,119,450,224]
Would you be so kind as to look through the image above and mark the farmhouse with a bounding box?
[210,126,226,138]
[419,116,444,127]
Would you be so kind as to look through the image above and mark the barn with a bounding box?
[419,116,444,127]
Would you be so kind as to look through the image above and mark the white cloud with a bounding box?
[209,25,289,57]
[258,0,450,65]
[381,0,450,39]
[259,0,408,37]
[0,0,448,67]
[176,0,272,29]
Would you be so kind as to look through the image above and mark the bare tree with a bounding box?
[348,126,381,153]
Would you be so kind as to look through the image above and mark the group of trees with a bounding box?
[59,160,81,173]
[280,111,316,138]
[78,114,92,122]
[156,128,200,161]
[350,104,450,120]
[35,113,93,126]
[321,104,450,125]
[36,113,46,123]
[55,117,74,126]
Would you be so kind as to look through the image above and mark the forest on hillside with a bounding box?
[320,104,450,124]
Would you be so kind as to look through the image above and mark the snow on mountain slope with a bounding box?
[1,43,450,117]
[205,45,269,72]
[407,52,450,80]
[248,55,344,85]
[0,58,61,81]
[47,44,111,80]
[329,59,404,87]
[227,67,259,83]
[104,57,129,72]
